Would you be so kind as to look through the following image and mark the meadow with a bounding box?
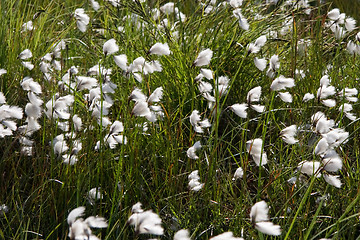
[0,0,360,239]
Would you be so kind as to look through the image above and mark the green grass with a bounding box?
[0,0,360,239]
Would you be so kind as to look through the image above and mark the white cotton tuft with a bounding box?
[246,138,267,166]
[232,167,244,181]
[0,69,7,76]
[132,101,151,117]
[270,75,295,91]
[323,174,342,188]
[250,201,269,222]
[303,93,315,102]
[327,8,340,20]
[317,85,336,99]
[254,57,267,71]
[21,61,34,70]
[266,55,280,78]
[255,35,267,47]
[149,42,171,56]
[90,0,100,11]
[200,68,213,80]
[233,9,249,30]
[280,125,298,144]
[160,2,175,14]
[229,0,243,8]
[187,141,202,159]
[76,76,97,90]
[188,170,204,191]
[210,231,244,240]
[72,115,82,131]
[103,39,119,55]
[298,161,321,177]
[321,99,336,108]
[19,49,32,60]
[114,54,128,71]
[314,138,329,155]
[278,92,293,103]
[322,150,342,172]
[67,206,85,225]
[193,49,213,67]
[230,103,248,118]
[247,86,262,103]
[255,221,282,236]
[0,92,6,104]
[22,21,33,32]
[250,201,281,236]
[127,207,164,236]
[174,229,191,240]
[250,104,265,113]
[148,87,163,103]
[345,17,356,32]
[74,8,90,32]
[129,88,147,102]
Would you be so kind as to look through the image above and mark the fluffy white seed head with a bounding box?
[193,49,213,67]
[174,229,191,240]
[232,167,244,181]
[323,174,342,188]
[254,57,267,71]
[303,93,315,102]
[103,39,119,55]
[230,103,248,118]
[210,231,244,240]
[247,86,262,103]
[149,42,171,56]
[74,8,90,32]
[270,75,295,91]
[114,54,128,71]
[278,92,293,103]
[19,49,32,60]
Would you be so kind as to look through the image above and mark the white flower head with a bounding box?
[250,201,281,236]
[230,103,248,118]
[246,138,267,166]
[127,204,164,236]
[254,57,267,71]
[67,206,108,240]
[298,161,321,177]
[193,48,213,67]
[90,0,100,11]
[233,9,249,30]
[280,125,298,144]
[188,170,204,191]
[247,86,262,103]
[187,141,202,159]
[189,110,211,133]
[303,93,315,102]
[210,231,244,240]
[149,42,171,56]
[323,174,342,188]
[232,167,244,181]
[174,229,191,240]
[74,8,90,32]
[114,54,128,71]
[103,38,119,55]
[19,49,32,60]
[160,2,175,14]
[22,21,34,32]
[278,92,293,103]
[270,75,295,91]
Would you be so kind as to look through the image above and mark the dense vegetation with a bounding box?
[0,0,360,239]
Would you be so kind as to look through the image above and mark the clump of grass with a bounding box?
[1,0,360,239]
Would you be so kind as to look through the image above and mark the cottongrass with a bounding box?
[1,0,360,239]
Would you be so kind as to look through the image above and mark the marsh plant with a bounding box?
[1,0,360,239]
